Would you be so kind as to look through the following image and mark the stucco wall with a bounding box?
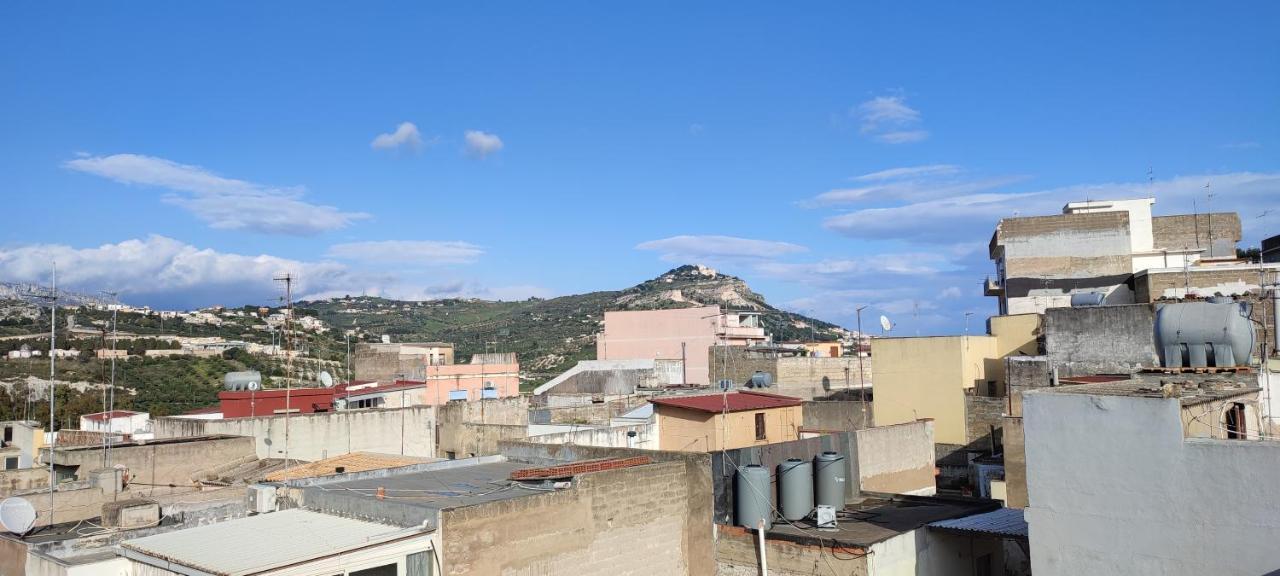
[439,460,715,575]
[0,467,49,497]
[525,423,658,450]
[657,405,802,452]
[598,305,721,385]
[1024,390,1280,575]
[872,336,997,445]
[716,525,868,575]
[853,420,936,496]
[153,407,437,461]
[44,435,255,486]
[803,400,873,432]
[435,397,532,458]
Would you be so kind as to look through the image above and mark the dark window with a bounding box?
[754,413,766,440]
[406,550,435,576]
[350,564,397,576]
[4,457,17,470]
[3,426,12,443]
[1226,403,1247,439]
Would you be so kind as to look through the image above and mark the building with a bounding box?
[788,341,844,357]
[1,421,44,469]
[710,345,872,400]
[596,305,768,385]
[650,391,802,451]
[1023,378,1279,575]
[217,387,336,418]
[335,354,520,408]
[78,410,150,437]
[987,197,1242,314]
[871,314,1039,446]
[1264,234,1280,263]
[353,341,455,383]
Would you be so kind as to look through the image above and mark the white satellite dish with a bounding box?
[0,497,37,534]
[879,315,893,332]
[318,371,334,388]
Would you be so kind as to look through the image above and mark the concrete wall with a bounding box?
[525,423,658,450]
[711,346,873,390]
[716,525,868,576]
[1152,213,1241,257]
[1043,304,1157,376]
[964,395,1007,445]
[0,467,48,497]
[852,420,936,496]
[1002,416,1027,509]
[439,459,715,575]
[995,210,1136,315]
[872,336,997,445]
[352,342,453,383]
[44,435,255,486]
[434,397,532,458]
[597,305,721,385]
[802,400,873,432]
[153,407,437,461]
[536,397,648,425]
[1024,389,1280,575]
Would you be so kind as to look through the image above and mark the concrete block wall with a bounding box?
[1044,304,1157,376]
[436,396,530,426]
[710,347,871,388]
[716,525,868,575]
[965,395,1007,445]
[802,400,873,432]
[436,422,527,459]
[439,459,715,575]
[0,467,49,497]
[1006,355,1051,417]
[153,407,437,461]
[1151,213,1241,255]
[44,435,256,486]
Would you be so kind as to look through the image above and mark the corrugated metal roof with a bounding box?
[928,507,1027,539]
[120,509,412,575]
[649,391,803,414]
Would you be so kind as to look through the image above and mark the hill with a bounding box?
[304,265,847,380]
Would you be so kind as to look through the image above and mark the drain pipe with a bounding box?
[757,518,769,575]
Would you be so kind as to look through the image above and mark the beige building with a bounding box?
[353,341,455,383]
[596,305,768,385]
[650,391,802,451]
[872,314,1039,446]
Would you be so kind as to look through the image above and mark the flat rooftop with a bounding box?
[302,458,539,528]
[764,494,999,548]
[1040,377,1259,406]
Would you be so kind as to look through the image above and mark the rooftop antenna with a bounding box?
[32,263,58,530]
[99,290,119,467]
[964,311,975,334]
[1205,182,1215,258]
[273,273,294,468]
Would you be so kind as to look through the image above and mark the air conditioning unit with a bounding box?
[247,484,277,514]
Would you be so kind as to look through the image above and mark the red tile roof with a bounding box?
[510,456,653,480]
[649,391,803,414]
[81,410,142,422]
[334,379,428,397]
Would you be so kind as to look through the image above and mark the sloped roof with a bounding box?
[265,451,431,482]
[929,507,1028,539]
[650,391,802,414]
[81,410,143,422]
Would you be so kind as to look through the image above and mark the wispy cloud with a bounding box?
[326,240,484,265]
[636,235,808,263]
[852,164,960,182]
[854,95,928,144]
[371,122,424,151]
[1221,141,1261,150]
[64,154,369,235]
[464,130,504,158]
[755,253,963,280]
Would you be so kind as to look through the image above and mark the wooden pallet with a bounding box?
[1142,366,1253,374]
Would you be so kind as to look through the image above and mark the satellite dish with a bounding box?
[879,315,893,332]
[0,497,37,534]
[318,371,334,388]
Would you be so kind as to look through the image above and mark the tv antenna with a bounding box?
[273,273,294,467]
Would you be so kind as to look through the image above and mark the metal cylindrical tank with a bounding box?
[1154,300,1255,368]
[814,452,846,509]
[777,458,813,521]
[223,371,262,391]
[749,371,773,388]
[735,465,772,530]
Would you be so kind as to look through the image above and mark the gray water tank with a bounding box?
[735,465,772,530]
[814,452,846,509]
[1070,292,1106,307]
[749,371,773,388]
[777,458,813,521]
[223,371,263,391]
[1155,300,1255,368]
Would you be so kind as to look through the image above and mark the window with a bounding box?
[754,412,766,441]
[3,426,12,443]
[1226,403,1247,439]
[4,457,17,470]
[406,550,435,576]
[349,564,396,576]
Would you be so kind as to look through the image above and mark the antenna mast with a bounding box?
[274,273,294,467]
[1205,182,1215,259]
[46,262,57,528]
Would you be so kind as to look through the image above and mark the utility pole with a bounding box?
[101,291,119,467]
[45,263,58,527]
[856,305,868,428]
[1206,182,1215,258]
[274,273,293,466]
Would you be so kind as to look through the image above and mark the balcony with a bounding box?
[984,276,1004,297]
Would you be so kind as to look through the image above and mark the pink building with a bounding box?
[335,356,520,408]
[595,305,768,385]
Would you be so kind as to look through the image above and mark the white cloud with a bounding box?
[371,122,424,150]
[808,176,1025,207]
[64,154,369,236]
[0,236,356,305]
[854,95,928,144]
[464,130,504,158]
[326,240,484,265]
[852,165,960,182]
[1221,141,1261,150]
[755,253,962,280]
[636,235,808,263]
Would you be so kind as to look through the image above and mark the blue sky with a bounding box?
[1,2,1277,334]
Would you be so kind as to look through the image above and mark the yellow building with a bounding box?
[871,314,1039,446]
[650,391,803,452]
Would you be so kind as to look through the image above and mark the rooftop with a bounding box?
[929,507,1028,540]
[764,494,999,548]
[120,509,412,576]
[1040,377,1260,406]
[80,410,144,422]
[265,451,433,482]
[649,390,803,414]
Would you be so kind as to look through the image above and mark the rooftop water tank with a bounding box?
[223,371,262,391]
[749,371,773,388]
[778,458,813,521]
[1155,300,1254,368]
[735,465,771,530]
[1070,292,1106,307]
[814,452,846,509]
